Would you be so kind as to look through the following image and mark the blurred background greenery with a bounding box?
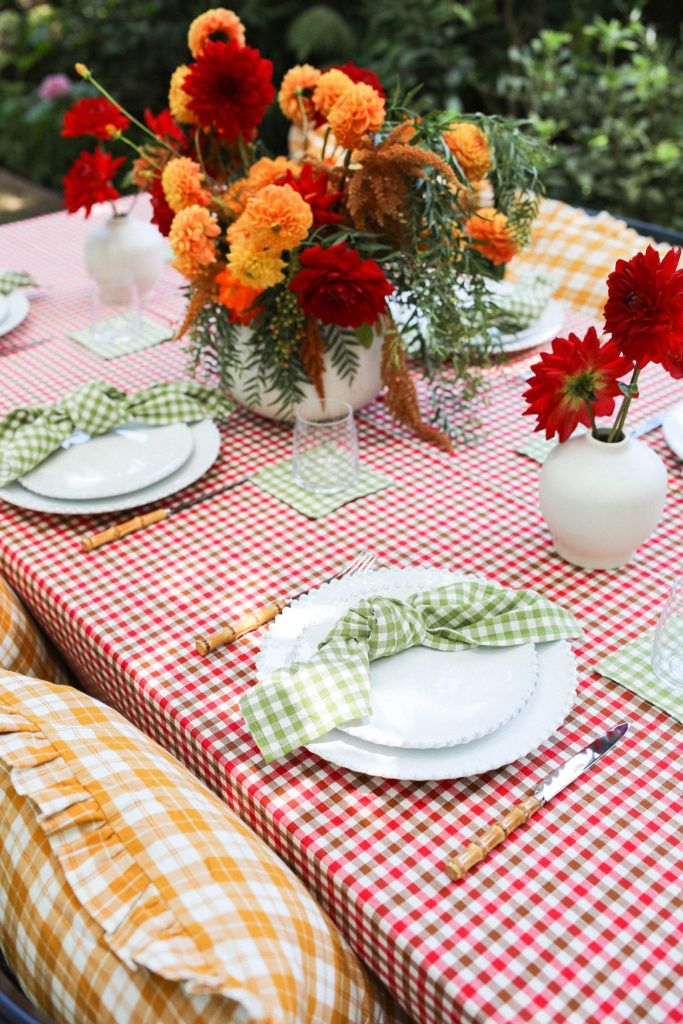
[1,0,682,228]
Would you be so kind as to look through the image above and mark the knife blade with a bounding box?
[81,476,249,552]
[446,722,629,881]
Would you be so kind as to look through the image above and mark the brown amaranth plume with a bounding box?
[381,319,453,452]
[301,317,326,399]
[346,126,462,240]
[174,263,222,340]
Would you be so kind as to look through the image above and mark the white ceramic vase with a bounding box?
[228,322,385,421]
[539,431,667,570]
[84,212,165,299]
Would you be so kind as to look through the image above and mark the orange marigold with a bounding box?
[228,243,285,288]
[168,65,198,125]
[169,205,221,279]
[216,265,263,324]
[228,183,312,252]
[444,122,492,181]
[465,207,519,266]
[327,82,385,150]
[162,157,211,213]
[278,64,320,125]
[312,68,353,120]
[187,8,245,58]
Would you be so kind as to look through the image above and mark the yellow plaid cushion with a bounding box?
[508,198,668,318]
[0,577,63,682]
[0,672,401,1024]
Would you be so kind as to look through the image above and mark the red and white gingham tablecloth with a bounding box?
[0,206,681,1024]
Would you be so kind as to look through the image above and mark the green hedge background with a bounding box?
[2,0,682,228]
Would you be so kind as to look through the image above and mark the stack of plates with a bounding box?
[0,419,221,515]
[663,401,683,462]
[256,567,577,780]
[0,289,30,339]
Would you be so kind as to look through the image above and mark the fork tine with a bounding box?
[355,551,376,574]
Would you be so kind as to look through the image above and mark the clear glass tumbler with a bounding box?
[292,398,359,495]
[651,577,683,691]
[90,270,141,348]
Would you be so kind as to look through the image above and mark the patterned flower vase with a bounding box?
[84,212,165,300]
[227,321,385,422]
[539,429,667,569]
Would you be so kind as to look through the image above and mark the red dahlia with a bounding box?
[184,40,274,142]
[144,107,186,147]
[62,148,125,217]
[522,327,632,441]
[61,97,130,139]
[277,163,343,226]
[148,178,175,237]
[331,62,386,99]
[603,246,683,368]
[289,243,394,329]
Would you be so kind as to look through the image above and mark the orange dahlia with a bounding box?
[444,122,492,182]
[228,184,313,252]
[465,207,519,266]
[216,266,263,325]
[247,156,299,192]
[162,157,211,213]
[168,65,198,125]
[327,82,385,150]
[278,64,321,125]
[169,205,220,279]
[228,243,285,289]
[188,8,245,58]
[312,68,353,120]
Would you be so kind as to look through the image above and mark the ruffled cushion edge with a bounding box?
[0,704,261,1020]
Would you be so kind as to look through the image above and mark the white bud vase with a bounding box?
[539,430,667,570]
[84,211,165,299]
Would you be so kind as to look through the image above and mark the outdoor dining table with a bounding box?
[0,206,681,1024]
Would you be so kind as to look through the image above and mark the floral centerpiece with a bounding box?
[60,7,545,445]
[524,246,681,568]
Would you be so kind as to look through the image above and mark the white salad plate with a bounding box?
[0,291,30,339]
[0,419,219,515]
[20,422,194,500]
[0,294,8,325]
[663,400,683,462]
[257,567,577,780]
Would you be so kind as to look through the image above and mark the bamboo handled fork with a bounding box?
[194,550,377,655]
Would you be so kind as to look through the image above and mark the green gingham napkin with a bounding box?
[253,457,393,519]
[491,272,555,332]
[0,271,37,295]
[241,579,582,762]
[0,380,233,486]
[599,631,683,723]
[70,316,173,359]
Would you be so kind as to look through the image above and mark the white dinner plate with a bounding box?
[20,422,194,500]
[257,567,577,780]
[0,294,9,325]
[663,400,683,461]
[0,419,219,515]
[0,291,30,339]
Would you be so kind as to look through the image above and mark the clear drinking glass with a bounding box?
[651,577,683,691]
[292,398,359,495]
[90,270,141,348]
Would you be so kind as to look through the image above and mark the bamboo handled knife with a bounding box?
[446,722,629,881]
[81,477,249,552]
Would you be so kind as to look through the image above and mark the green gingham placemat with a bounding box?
[253,457,393,519]
[69,316,173,359]
[515,434,558,464]
[599,631,683,723]
[241,580,582,762]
